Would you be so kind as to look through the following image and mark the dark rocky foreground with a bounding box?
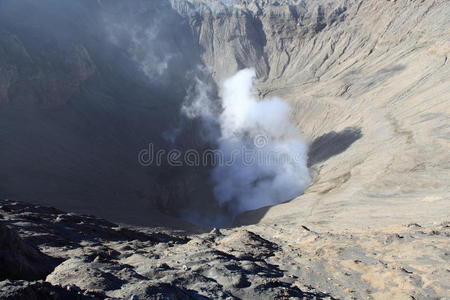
[0,199,332,299]
[1,199,449,299]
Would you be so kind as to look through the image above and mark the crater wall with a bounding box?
[1,0,449,229]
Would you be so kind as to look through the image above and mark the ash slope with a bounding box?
[1,199,449,299]
[0,0,449,228]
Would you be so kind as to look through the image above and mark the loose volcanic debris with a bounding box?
[0,199,335,299]
[1,199,449,299]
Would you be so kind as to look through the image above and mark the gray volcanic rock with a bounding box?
[0,280,103,300]
[1,199,336,299]
[2,199,449,299]
[46,258,126,292]
[0,222,60,281]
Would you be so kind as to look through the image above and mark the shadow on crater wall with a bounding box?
[308,127,363,167]
[0,0,219,229]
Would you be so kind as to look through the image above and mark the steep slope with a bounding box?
[0,0,220,227]
[173,0,450,229]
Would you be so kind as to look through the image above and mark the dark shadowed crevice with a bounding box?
[0,222,62,281]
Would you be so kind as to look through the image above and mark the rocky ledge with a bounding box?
[1,199,448,299]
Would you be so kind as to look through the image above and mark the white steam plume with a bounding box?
[212,69,311,214]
